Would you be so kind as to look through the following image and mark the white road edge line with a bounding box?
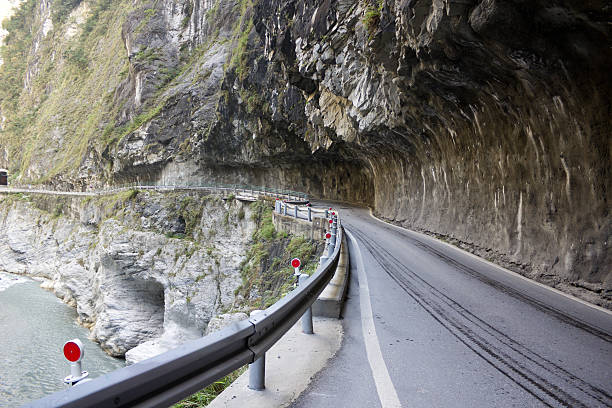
[345,229,403,408]
[368,208,612,317]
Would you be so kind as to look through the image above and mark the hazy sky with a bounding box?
[0,0,23,28]
[0,0,24,46]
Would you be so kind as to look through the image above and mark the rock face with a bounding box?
[0,1,609,305]
[247,0,611,305]
[0,192,254,357]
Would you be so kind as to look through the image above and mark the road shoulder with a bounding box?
[208,317,342,408]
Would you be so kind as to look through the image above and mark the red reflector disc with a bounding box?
[63,341,81,362]
[329,219,333,224]
[325,233,331,239]
[291,258,301,268]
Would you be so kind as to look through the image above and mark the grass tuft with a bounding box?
[173,367,246,407]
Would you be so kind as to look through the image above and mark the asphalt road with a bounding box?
[291,205,612,408]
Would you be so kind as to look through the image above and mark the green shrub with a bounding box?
[52,203,64,218]
[64,46,89,70]
[258,223,276,240]
[52,0,83,24]
[363,0,383,37]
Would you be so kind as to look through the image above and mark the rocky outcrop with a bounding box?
[0,0,609,306]
[125,311,248,364]
[246,0,612,305]
[128,0,609,305]
[0,192,254,357]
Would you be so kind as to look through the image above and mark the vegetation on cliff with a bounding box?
[1,0,609,305]
[0,0,135,182]
[173,367,246,408]
[0,0,259,185]
[237,199,322,309]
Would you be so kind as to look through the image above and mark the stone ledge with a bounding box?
[272,212,327,241]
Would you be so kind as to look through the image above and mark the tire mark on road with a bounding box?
[346,224,612,408]
[376,220,612,343]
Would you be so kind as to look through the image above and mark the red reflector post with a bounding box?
[63,339,84,363]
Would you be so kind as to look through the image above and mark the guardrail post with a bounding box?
[294,205,298,218]
[283,202,287,216]
[298,274,314,334]
[320,232,331,263]
[248,310,266,391]
[320,242,329,263]
[328,222,337,256]
[325,209,329,219]
[328,232,336,256]
[307,206,312,222]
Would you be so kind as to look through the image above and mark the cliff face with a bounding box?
[0,192,324,360]
[0,192,254,357]
[249,0,611,304]
[0,1,610,304]
[254,0,612,303]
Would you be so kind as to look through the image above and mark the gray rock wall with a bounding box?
[0,192,254,357]
[1,0,609,306]
[97,0,612,305]
[246,0,611,306]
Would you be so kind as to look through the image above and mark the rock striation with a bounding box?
[247,0,611,306]
[0,0,609,305]
[0,192,254,359]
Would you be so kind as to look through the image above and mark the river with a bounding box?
[0,272,125,407]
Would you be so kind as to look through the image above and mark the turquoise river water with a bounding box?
[0,272,124,407]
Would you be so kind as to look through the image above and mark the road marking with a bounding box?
[368,208,612,317]
[345,229,402,408]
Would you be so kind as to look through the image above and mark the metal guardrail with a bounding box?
[0,183,309,202]
[24,212,342,408]
[275,200,330,222]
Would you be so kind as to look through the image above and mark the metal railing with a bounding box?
[24,212,341,408]
[0,182,309,202]
[275,200,332,222]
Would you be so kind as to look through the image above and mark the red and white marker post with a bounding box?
[63,339,89,386]
[292,257,314,334]
[291,257,301,278]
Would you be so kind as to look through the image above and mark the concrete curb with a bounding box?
[313,233,349,318]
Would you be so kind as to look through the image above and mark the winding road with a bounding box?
[292,204,612,408]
